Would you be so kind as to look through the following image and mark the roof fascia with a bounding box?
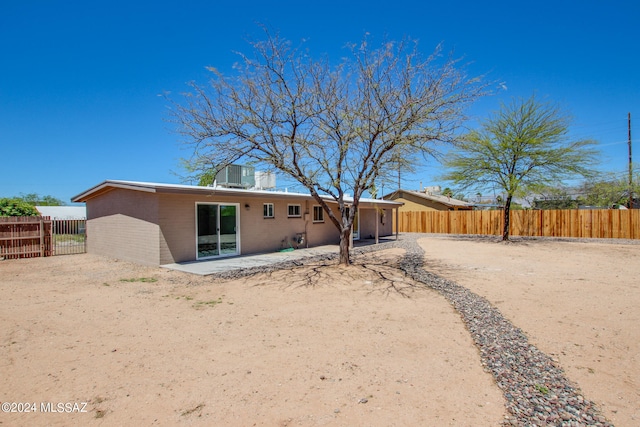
[73,180,402,207]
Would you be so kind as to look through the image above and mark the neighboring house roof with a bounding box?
[72,180,403,208]
[382,189,473,209]
[35,206,87,219]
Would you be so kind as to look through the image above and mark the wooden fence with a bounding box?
[0,216,53,259]
[0,217,86,259]
[397,209,640,239]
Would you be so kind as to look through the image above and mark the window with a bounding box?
[287,204,301,218]
[313,205,324,222]
[263,203,274,218]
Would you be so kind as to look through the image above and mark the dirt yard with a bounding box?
[1,236,638,426]
[419,235,640,427]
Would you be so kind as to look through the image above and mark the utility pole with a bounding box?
[629,112,633,209]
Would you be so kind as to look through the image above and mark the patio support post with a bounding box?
[375,208,379,244]
[395,206,399,240]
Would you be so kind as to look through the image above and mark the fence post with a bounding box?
[39,217,44,257]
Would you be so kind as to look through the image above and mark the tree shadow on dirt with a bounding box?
[250,250,424,298]
[422,233,539,246]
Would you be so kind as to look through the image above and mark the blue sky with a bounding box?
[1,0,638,203]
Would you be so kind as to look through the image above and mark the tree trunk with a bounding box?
[338,227,351,265]
[502,195,512,241]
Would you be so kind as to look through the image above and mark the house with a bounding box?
[35,205,86,220]
[72,180,402,266]
[382,189,473,230]
[35,205,87,235]
[382,189,473,212]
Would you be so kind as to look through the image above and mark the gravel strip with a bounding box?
[209,233,615,426]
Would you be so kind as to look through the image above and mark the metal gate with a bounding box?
[53,219,86,255]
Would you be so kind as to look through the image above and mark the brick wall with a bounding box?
[86,189,160,265]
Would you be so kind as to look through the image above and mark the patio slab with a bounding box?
[161,245,340,276]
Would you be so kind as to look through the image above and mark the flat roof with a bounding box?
[72,180,403,208]
[35,206,86,219]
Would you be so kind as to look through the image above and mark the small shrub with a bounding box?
[193,298,223,308]
[534,384,549,395]
[119,277,158,283]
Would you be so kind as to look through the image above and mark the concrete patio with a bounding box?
[161,245,340,275]
[161,237,398,276]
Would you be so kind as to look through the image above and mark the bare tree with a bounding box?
[169,29,485,264]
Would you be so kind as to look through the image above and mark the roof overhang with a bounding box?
[72,180,403,208]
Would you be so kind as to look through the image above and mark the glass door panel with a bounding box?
[197,204,219,258]
[219,205,238,255]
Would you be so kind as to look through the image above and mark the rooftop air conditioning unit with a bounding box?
[215,165,256,189]
[254,171,276,190]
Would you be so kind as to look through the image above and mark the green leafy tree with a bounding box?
[18,193,66,206]
[442,95,599,240]
[0,198,40,216]
[529,184,580,209]
[197,169,216,187]
[578,171,639,208]
[37,194,66,206]
[170,30,486,264]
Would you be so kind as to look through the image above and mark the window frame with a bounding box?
[312,205,324,223]
[287,204,302,218]
[263,203,274,219]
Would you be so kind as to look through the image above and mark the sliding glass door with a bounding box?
[197,203,239,259]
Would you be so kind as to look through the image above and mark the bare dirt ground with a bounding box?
[1,236,638,426]
[418,235,640,427]
[1,249,503,427]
